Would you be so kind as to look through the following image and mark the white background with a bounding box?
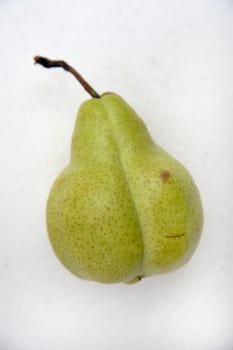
[0,0,233,349]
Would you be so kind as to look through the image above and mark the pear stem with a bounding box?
[34,55,100,99]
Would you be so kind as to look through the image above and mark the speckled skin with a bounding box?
[46,94,203,283]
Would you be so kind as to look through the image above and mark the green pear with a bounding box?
[35,56,203,284]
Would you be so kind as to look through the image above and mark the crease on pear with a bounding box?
[99,96,146,282]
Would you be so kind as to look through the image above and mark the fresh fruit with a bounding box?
[35,56,203,284]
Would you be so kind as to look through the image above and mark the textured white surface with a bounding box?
[0,0,233,349]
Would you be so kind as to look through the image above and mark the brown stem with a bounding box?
[34,55,100,98]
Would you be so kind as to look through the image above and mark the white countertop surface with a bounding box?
[0,0,233,349]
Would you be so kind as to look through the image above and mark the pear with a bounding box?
[35,56,203,284]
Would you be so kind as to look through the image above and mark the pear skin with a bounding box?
[47,94,203,283]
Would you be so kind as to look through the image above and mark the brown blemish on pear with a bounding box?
[166,233,186,239]
[160,170,171,182]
